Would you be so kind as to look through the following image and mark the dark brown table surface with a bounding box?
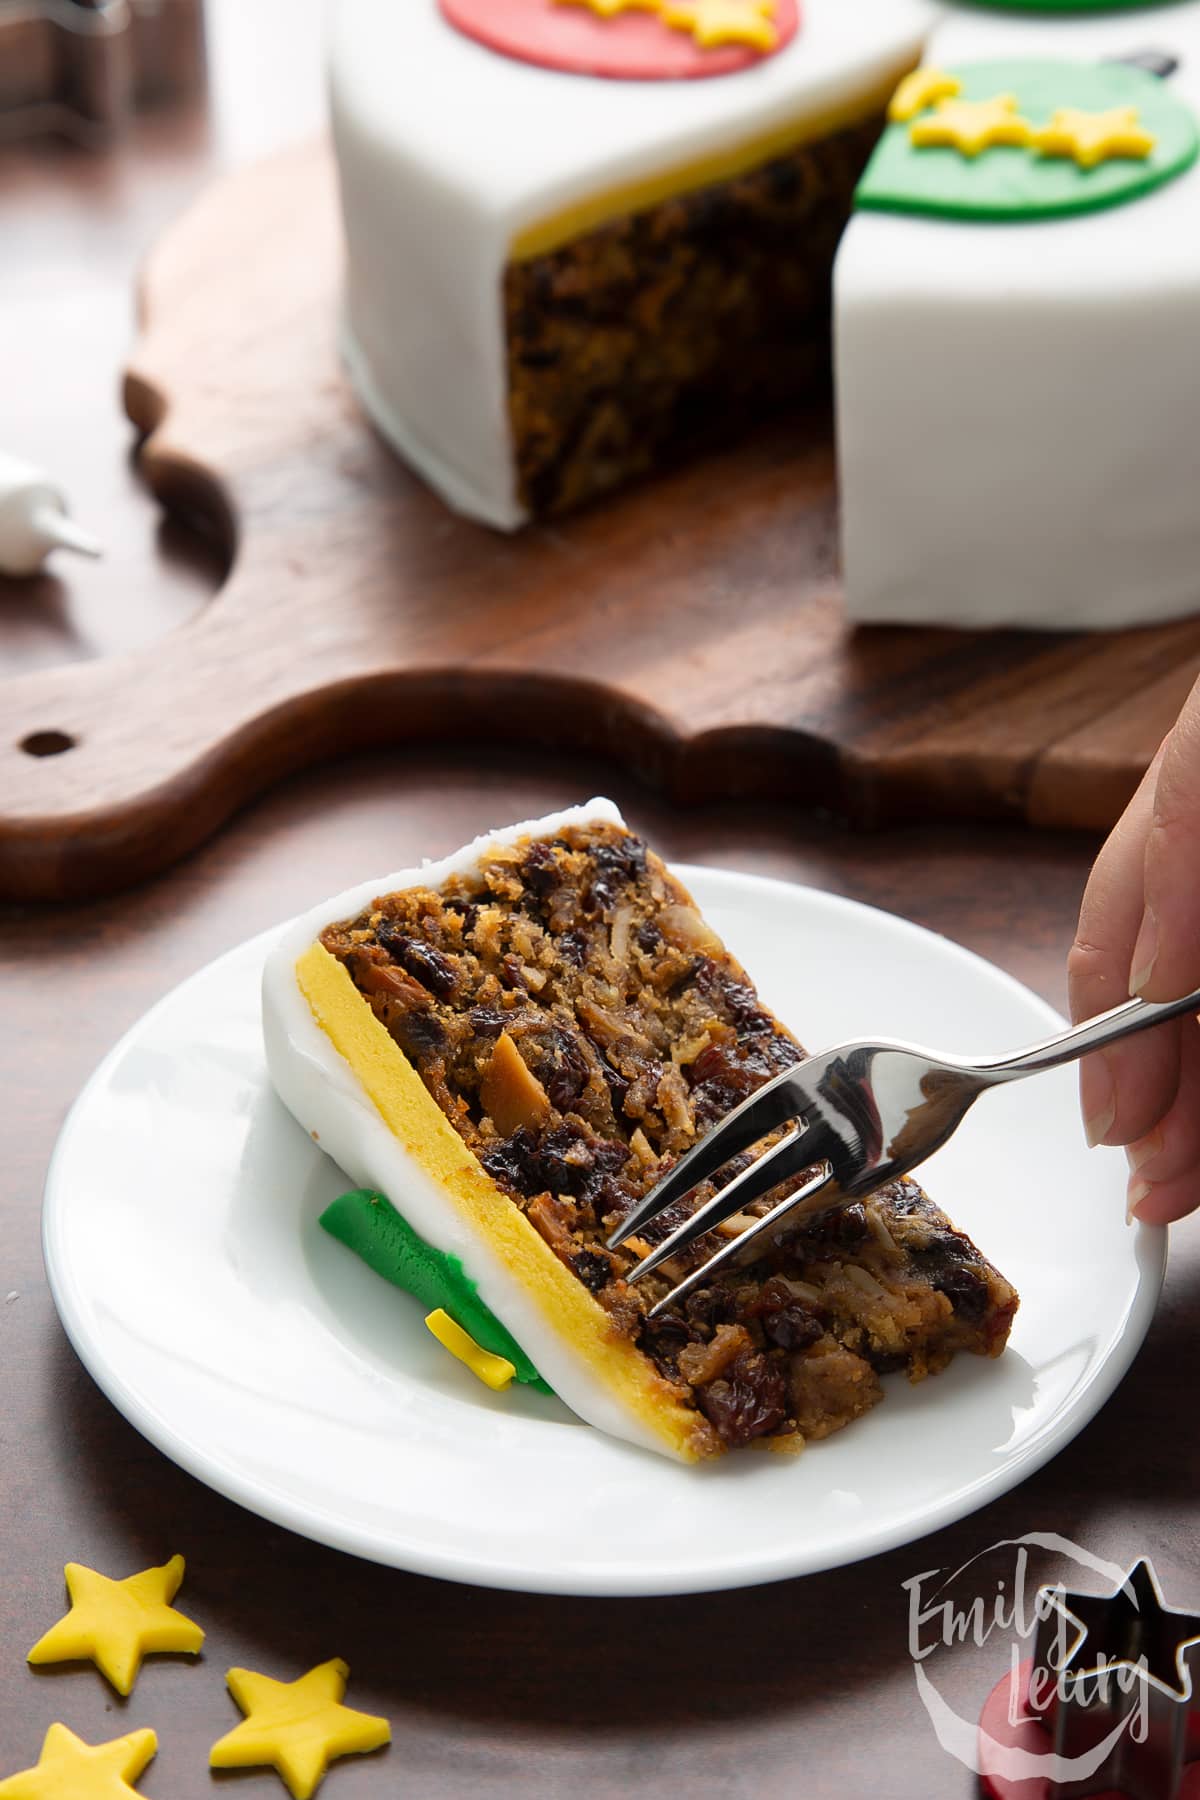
[3,7,1199,1796]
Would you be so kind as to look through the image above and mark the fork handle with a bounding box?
[981,986,1200,1079]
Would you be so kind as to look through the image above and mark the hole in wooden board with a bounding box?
[19,730,76,758]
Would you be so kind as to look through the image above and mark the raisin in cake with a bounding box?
[263,801,1017,1461]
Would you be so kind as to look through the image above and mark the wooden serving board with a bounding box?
[4,139,1199,903]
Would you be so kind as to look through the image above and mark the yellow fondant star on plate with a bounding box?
[660,0,777,51]
[210,1658,391,1800]
[27,1553,204,1697]
[0,1724,156,1800]
[888,66,961,124]
[910,93,1033,158]
[1034,105,1155,168]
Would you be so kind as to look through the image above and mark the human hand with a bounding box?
[1069,681,1200,1224]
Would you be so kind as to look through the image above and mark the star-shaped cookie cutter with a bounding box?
[1028,1558,1200,1800]
[0,0,204,147]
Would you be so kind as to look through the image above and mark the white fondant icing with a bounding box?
[262,797,697,1460]
[835,4,1200,631]
[329,0,936,529]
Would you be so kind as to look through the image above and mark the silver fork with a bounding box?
[607,986,1200,1318]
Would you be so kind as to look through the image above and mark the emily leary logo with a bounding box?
[902,1532,1155,1784]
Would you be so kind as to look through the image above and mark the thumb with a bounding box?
[1132,682,1200,1001]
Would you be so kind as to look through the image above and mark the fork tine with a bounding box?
[624,1117,837,1285]
[624,1124,802,1283]
[646,1164,835,1318]
[605,1064,805,1250]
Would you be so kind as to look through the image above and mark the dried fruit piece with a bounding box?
[480,1032,552,1136]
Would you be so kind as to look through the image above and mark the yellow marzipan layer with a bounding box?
[295,942,712,1462]
[509,63,912,261]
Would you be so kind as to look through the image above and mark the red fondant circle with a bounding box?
[440,0,799,82]
[978,1660,1200,1800]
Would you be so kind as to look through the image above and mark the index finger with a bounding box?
[1131,674,1200,1002]
[1068,746,1182,1148]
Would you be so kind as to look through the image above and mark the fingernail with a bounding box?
[1126,1129,1163,1177]
[1082,1053,1116,1147]
[1085,1099,1116,1148]
[1129,908,1159,995]
[1127,1177,1153,1224]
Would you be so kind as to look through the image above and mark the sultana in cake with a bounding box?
[329,0,934,527]
[263,802,1017,1461]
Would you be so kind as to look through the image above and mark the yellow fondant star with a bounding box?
[210,1658,391,1800]
[26,1554,204,1697]
[1034,105,1155,168]
[0,1724,156,1800]
[552,0,658,15]
[659,0,778,52]
[910,93,1033,158]
[888,66,961,123]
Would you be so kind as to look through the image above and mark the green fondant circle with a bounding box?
[856,58,1199,222]
[320,1187,552,1392]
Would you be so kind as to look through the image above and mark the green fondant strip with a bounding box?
[319,1187,552,1393]
[966,1,1173,11]
[856,59,1199,223]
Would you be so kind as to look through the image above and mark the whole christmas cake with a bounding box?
[329,0,933,527]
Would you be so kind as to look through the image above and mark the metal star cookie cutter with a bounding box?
[1028,1558,1200,1800]
[0,0,205,147]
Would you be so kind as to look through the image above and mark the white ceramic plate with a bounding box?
[43,867,1163,1596]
